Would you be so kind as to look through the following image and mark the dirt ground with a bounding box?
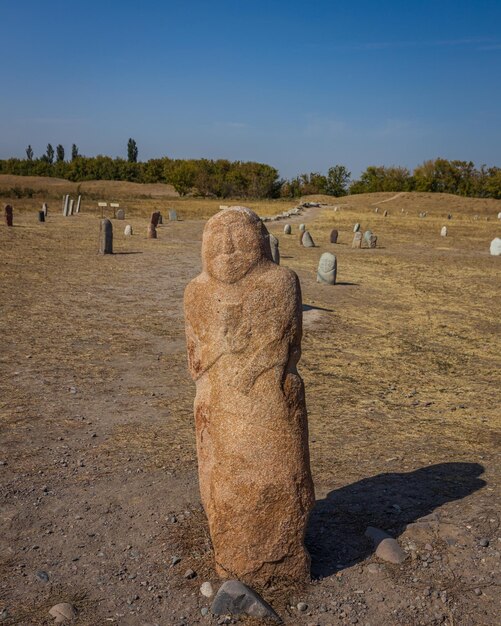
[0,184,500,626]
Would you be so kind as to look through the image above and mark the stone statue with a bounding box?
[184,206,315,585]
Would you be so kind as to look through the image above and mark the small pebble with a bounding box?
[171,556,181,566]
[474,588,482,596]
[200,581,214,598]
[479,538,489,547]
[184,568,196,579]
[36,570,49,583]
[297,602,308,612]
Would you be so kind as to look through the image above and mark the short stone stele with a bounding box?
[268,233,280,264]
[352,232,363,248]
[302,231,315,247]
[284,223,292,235]
[353,223,360,233]
[124,224,133,236]
[317,252,337,285]
[369,234,378,248]
[99,218,113,254]
[4,204,13,227]
[148,223,157,239]
[116,208,125,220]
[169,209,177,221]
[363,230,373,246]
[441,226,447,237]
[330,229,338,243]
[184,206,315,584]
[490,237,501,256]
[299,223,306,232]
[150,211,161,227]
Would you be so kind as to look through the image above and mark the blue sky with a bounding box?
[1,0,500,178]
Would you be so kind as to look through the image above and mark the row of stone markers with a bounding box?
[61,195,82,216]
[282,222,379,249]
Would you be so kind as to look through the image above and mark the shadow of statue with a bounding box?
[306,462,485,579]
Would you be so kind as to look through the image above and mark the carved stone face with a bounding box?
[202,207,267,284]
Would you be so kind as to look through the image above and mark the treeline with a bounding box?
[1,151,500,199]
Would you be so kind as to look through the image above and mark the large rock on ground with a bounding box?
[184,206,315,585]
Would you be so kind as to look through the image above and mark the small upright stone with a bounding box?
[383,210,388,217]
[148,223,157,239]
[42,202,48,217]
[369,234,378,248]
[63,195,70,216]
[124,224,133,236]
[317,252,337,285]
[363,230,373,246]
[284,224,292,234]
[352,232,362,248]
[157,213,163,225]
[68,199,74,215]
[440,226,447,237]
[268,233,280,264]
[330,229,338,243]
[99,219,113,254]
[150,211,161,227]
[353,223,360,233]
[4,204,13,226]
[38,210,45,223]
[116,208,125,220]
[375,207,379,213]
[498,211,501,220]
[75,195,81,213]
[299,223,306,232]
[211,580,281,622]
[490,237,501,256]
[169,209,178,221]
[447,213,452,220]
[302,231,315,247]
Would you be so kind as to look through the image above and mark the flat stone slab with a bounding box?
[211,580,282,622]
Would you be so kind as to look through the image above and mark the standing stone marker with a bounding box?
[38,210,45,223]
[375,207,379,213]
[299,223,306,232]
[490,238,501,256]
[75,195,81,213]
[352,232,363,248]
[383,210,388,217]
[268,233,280,264]
[498,212,501,220]
[63,195,70,216]
[447,213,452,220]
[150,211,161,227]
[302,231,315,247]
[184,206,315,584]
[284,224,292,235]
[317,252,337,285]
[4,204,13,226]
[363,230,373,246]
[116,209,125,220]
[369,234,378,248]
[441,226,448,237]
[353,223,360,233]
[330,229,339,243]
[42,202,48,217]
[124,224,133,236]
[148,223,157,239]
[157,213,163,225]
[99,219,113,254]
[169,209,178,221]
[68,199,74,215]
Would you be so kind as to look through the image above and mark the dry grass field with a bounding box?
[0,177,500,625]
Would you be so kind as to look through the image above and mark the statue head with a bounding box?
[202,206,270,283]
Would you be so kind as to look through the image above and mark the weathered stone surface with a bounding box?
[330,229,338,243]
[441,226,447,237]
[147,223,157,239]
[116,208,125,220]
[200,581,214,597]
[363,230,372,246]
[48,603,76,623]
[68,199,74,215]
[302,231,315,247]
[124,224,133,236]
[383,210,388,217]
[42,202,48,217]
[99,219,113,254]
[169,209,178,221]
[352,232,362,248]
[211,580,281,622]
[284,224,292,234]
[75,195,81,213]
[353,223,360,232]
[38,210,45,223]
[158,213,163,225]
[317,253,337,285]
[184,206,315,584]
[490,237,501,256]
[63,195,70,216]
[299,223,306,232]
[369,234,378,248]
[375,207,379,213]
[4,204,13,226]
[268,233,280,264]
[150,211,161,227]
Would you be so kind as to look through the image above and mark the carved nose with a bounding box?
[221,236,235,254]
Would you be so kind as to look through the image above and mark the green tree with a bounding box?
[127,138,138,163]
[44,143,54,164]
[170,161,196,195]
[56,144,65,162]
[325,165,351,196]
[71,144,80,161]
[26,145,33,160]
